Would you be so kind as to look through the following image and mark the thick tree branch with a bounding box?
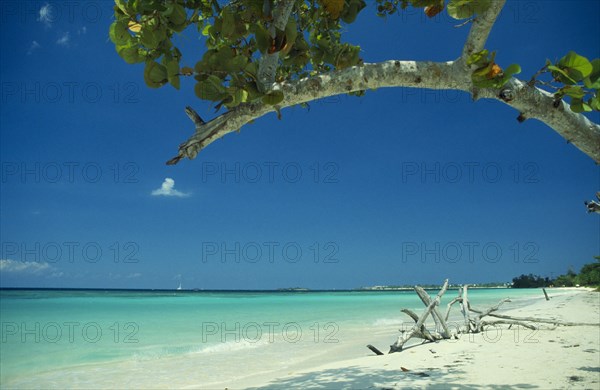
[167,58,600,165]
[478,79,600,162]
[257,0,296,92]
[169,60,457,164]
[460,0,506,64]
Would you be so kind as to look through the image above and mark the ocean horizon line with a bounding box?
[0,285,515,293]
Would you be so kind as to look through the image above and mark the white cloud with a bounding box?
[56,32,70,46]
[38,3,53,26]
[27,41,41,55]
[151,178,190,197]
[126,273,142,279]
[0,259,52,274]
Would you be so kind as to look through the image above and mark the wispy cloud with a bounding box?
[38,3,53,27]
[56,32,70,47]
[0,259,53,274]
[151,178,190,197]
[27,41,41,55]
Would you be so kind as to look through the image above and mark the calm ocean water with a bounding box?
[0,288,551,388]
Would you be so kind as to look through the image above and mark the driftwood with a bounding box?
[367,344,384,356]
[485,313,598,327]
[444,291,463,323]
[368,280,600,355]
[414,286,451,338]
[543,288,550,301]
[389,279,450,353]
[400,309,438,342]
[461,285,475,333]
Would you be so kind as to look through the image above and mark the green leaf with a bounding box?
[169,75,181,90]
[165,58,180,90]
[253,24,271,54]
[562,86,586,99]
[165,58,179,77]
[214,48,235,68]
[341,0,366,23]
[473,61,493,78]
[570,98,592,113]
[557,51,593,82]
[109,20,131,46]
[589,95,600,111]
[140,24,166,49]
[447,0,490,20]
[221,8,236,38]
[195,75,227,101]
[144,61,168,88]
[164,3,187,27]
[283,18,298,52]
[467,49,489,67]
[548,65,577,85]
[224,55,248,73]
[262,90,284,105]
[114,0,129,15]
[117,45,144,64]
[226,88,249,108]
[583,59,600,89]
[504,63,521,77]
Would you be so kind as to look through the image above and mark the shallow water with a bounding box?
[0,288,550,388]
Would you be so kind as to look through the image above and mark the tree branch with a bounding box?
[169,60,457,164]
[167,58,600,165]
[478,79,600,162]
[257,0,296,92]
[460,0,506,64]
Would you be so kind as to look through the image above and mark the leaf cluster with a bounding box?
[467,49,521,88]
[542,51,600,113]
[109,0,368,110]
[375,0,490,20]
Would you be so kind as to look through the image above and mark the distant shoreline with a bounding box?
[0,285,536,293]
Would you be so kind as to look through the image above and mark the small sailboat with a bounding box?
[176,281,182,291]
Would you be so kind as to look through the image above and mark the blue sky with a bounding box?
[1,0,598,289]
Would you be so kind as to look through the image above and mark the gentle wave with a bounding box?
[372,318,404,327]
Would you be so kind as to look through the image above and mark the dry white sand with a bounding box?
[222,288,599,389]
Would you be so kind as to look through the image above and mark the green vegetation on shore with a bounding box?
[512,257,600,288]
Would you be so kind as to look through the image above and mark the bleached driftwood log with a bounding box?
[389,279,450,353]
[414,286,451,339]
[444,289,463,323]
[460,285,474,332]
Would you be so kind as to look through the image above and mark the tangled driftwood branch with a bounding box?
[367,280,599,355]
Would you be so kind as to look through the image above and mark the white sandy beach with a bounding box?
[220,288,599,389]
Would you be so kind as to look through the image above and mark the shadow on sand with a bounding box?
[247,365,540,389]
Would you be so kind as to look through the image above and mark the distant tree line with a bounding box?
[511,274,553,288]
[512,257,600,288]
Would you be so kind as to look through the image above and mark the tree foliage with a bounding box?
[553,257,600,287]
[513,257,600,288]
[511,274,552,289]
[109,0,599,113]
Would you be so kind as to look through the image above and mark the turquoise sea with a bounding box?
[0,288,553,388]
